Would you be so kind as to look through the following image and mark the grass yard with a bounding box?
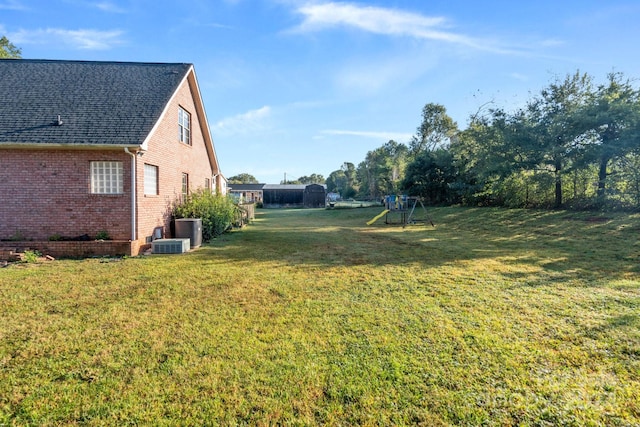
[1,206,639,426]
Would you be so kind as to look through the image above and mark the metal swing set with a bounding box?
[366,195,434,227]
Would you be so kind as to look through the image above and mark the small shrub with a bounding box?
[173,190,238,241]
[95,230,110,241]
[23,250,41,263]
[48,234,63,241]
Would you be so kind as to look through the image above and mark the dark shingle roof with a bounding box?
[0,59,192,146]
[228,184,266,191]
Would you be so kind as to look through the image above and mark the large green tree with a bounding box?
[449,108,527,205]
[297,174,325,184]
[326,162,358,198]
[409,103,458,156]
[578,72,640,201]
[526,71,593,208]
[402,148,458,205]
[0,36,21,58]
[357,141,408,199]
[228,173,259,184]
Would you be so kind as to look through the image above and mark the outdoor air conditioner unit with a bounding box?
[152,238,190,254]
[174,218,203,248]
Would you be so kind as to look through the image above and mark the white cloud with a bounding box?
[290,2,514,53]
[293,2,446,34]
[322,129,412,142]
[0,0,27,10]
[211,106,272,135]
[10,27,125,50]
[92,1,126,13]
[539,38,565,48]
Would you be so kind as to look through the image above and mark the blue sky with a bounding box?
[2,1,639,184]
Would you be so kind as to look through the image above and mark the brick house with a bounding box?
[0,59,224,257]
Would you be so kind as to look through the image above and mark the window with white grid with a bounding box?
[90,161,123,194]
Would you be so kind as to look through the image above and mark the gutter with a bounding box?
[124,148,137,241]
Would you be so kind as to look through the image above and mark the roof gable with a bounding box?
[0,59,192,146]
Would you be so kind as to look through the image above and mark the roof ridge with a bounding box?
[0,58,193,67]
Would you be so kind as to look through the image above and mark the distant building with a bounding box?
[262,184,326,208]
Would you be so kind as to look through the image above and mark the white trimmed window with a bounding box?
[181,173,189,200]
[144,164,159,195]
[90,161,123,194]
[179,107,191,145]
[204,178,211,192]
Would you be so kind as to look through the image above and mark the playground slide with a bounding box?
[366,209,389,225]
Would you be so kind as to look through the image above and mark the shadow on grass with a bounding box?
[191,206,640,288]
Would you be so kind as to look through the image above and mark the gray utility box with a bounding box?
[174,218,203,248]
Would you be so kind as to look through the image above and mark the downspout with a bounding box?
[124,148,137,241]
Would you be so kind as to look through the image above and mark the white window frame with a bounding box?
[90,161,123,194]
[179,107,191,145]
[144,163,159,195]
[181,173,189,200]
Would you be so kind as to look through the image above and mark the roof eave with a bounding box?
[142,65,221,176]
[0,142,143,150]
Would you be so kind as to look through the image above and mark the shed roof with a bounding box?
[228,183,266,191]
[0,59,192,146]
[263,184,308,190]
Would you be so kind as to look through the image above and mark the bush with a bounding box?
[23,250,41,263]
[173,190,238,241]
[95,230,110,240]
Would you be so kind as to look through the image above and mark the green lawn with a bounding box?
[1,207,639,426]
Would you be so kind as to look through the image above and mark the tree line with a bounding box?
[227,173,326,185]
[326,71,640,210]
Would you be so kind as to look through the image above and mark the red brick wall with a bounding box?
[0,149,132,241]
[0,240,133,259]
[135,77,214,245]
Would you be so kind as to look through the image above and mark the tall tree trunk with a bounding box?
[597,155,611,200]
[554,159,562,209]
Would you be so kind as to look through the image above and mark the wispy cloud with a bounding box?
[289,1,514,53]
[293,2,446,34]
[211,106,272,135]
[539,38,565,48]
[0,0,27,10]
[10,27,125,50]
[92,1,126,13]
[509,72,529,82]
[334,51,438,95]
[322,129,412,142]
